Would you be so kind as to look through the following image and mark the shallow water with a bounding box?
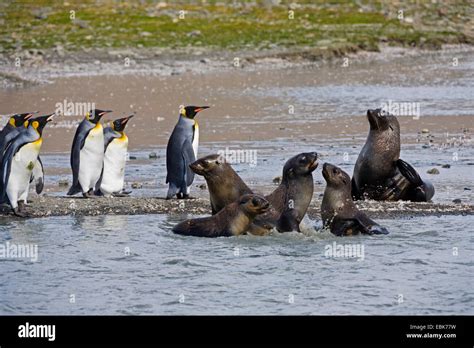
[0,214,472,315]
[0,47,473,315]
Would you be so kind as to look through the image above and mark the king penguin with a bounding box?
[67,109,112,197]
[166,105,209,199]
[0,112,45,196]
[0,114,54,217]
[0,112,36,162]
[95,114,134,197]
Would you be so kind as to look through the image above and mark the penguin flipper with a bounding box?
[0,134,34,203]
[182,139,196,186]
[32,156,44,194]
[94,167,104,195]
[69,120,94,194]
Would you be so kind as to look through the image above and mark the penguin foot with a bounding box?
[82,190,100,199]
[12,208,27,218]
[112,192,130,197]
[179,194,194,200]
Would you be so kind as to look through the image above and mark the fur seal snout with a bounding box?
[322,163,389,236]
[172,194,270,237]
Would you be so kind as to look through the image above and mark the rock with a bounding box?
[148,152,158,159]
[441,164,451,168]
[73,19,89,29]
[129,155,137,160]
[464,187,471,191]
[131,182,142,189]
[427,168,440,175]
[140,31,152,37]
[58,179,69,187]
[198,184,207,190]
[421,129,430,133]
[273,176,282,185]
[452,199,462,204]
[187,30,202,38]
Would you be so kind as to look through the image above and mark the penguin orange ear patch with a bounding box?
[32,121,39,129]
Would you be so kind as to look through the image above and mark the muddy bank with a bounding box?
[0,196,472,220]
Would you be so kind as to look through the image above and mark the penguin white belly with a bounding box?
[79,125,104,192]
[187,122,199,195]
[192,122,199,158]
[100,136,128,196]
[7,140,41,208]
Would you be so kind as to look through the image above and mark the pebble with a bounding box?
[441,164,451,168]
[427,168,440,174]
[421,129,430,133]
[149,152,158,159]
[131,182,142,189]
[452,199,462,204]
[273,176,282,185]
[129,156,137,160]
[58,179,69,187]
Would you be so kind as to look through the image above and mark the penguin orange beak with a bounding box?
[24,111,38,120]
[46,113,55,122]
[194,106,210,113]
[99,110,113,117]
[121,114,134,125]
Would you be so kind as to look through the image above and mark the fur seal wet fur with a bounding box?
[352,108,434,202]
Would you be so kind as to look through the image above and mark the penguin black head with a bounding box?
[112,114,134,132]
[30,113,55,136]
[180,106,210,119]
[9,112,36,127]
[87,109,112,124]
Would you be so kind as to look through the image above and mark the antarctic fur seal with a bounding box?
[172,194,270,237]
[352,108,434,202]
[322,163,389,236]
[261,152,318,232]
[189,154,253,214]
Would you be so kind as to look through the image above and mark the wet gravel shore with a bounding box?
[0,196,472,220]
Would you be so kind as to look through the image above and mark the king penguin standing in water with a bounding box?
[95,114,134,197]
[67,109,112,198]
[166,105,209,199]
[0,114,54,217]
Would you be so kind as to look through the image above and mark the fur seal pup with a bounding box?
[262,152,318,232]
[172,194,270,237]
[352,108,434,202]
[189,154,253,214]
[322,163,389,236]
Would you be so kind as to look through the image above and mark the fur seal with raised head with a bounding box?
[352,108,434,202]
[262,152,318,232]
[189,154,253,214]
[322,163,389,236]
